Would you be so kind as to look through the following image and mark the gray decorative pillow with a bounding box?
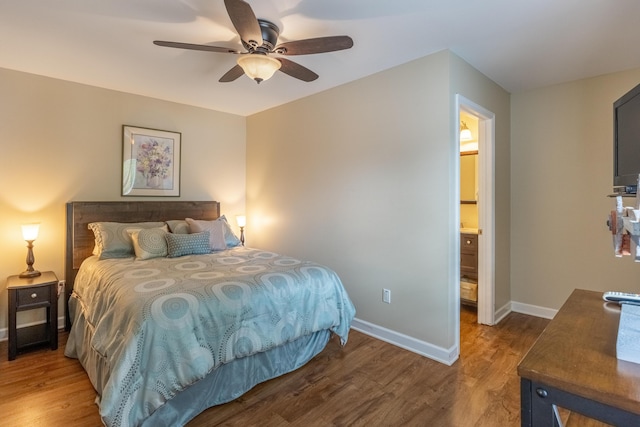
[167,216,241,247]
[128,228,168,260]
[89,221,166,259]
[185,218,227,251]
[165,220,190,234]
[166,231,211,258]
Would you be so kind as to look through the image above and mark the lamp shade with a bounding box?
[460,121,473,142]
[21,223,40,241]
[237,55,281,83]
[236,215,246,228]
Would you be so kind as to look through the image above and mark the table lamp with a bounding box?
[236,215,246,246]
[19,223,41,278]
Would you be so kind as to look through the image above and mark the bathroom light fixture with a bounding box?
[19,223,41,278]
[237,55,281,84]
[460,121,472,142]
[236,215,246,245]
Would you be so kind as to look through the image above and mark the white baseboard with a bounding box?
[351,317,458,366]
[494,301,512,324]
[510,301,557,319]
[350,302,555,366]
[0,316,66,342]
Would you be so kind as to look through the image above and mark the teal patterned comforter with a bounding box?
[65,247,355,426]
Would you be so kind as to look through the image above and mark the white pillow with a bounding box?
[127,227,169,260]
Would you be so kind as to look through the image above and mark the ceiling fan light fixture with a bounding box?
[237,54,281,84]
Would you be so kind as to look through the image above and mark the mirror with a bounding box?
[460,154,477,202]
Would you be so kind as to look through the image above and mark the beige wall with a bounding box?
[246,50,510,352]
[0,68,246,334]
[511,68,640,309]
[247,51,453,348]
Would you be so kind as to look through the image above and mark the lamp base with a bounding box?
[19,269,41,279]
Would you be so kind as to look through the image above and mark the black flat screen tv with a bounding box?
[614,82,640,193]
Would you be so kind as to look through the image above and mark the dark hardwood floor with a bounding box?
[0,307,552,426]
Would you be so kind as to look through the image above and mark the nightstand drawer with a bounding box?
[16,285,51,308]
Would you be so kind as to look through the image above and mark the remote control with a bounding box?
[603,291,640,304]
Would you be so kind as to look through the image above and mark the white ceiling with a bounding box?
[2,0,640,116]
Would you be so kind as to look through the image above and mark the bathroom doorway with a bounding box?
[460,110,479,323]
[457,95,495,327]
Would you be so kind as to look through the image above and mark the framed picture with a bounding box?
[122,125,181,197]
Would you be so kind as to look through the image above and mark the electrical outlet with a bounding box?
[57,280,65,298]
[383,288,391,304]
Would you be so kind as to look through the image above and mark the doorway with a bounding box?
[456,95,496,328]
[460,111,479,323]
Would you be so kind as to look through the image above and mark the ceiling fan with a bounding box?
[154,0,354,84]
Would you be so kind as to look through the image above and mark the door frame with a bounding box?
[456,94,496,326]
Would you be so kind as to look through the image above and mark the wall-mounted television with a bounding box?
[614,82,640,193]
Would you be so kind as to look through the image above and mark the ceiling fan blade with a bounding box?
[224,0,263,48]
[278,58,318,82]
[154,40,239,54]
[219,64,245,82]
[275,36,353,55]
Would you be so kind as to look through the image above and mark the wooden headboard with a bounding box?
[65,201,221,329]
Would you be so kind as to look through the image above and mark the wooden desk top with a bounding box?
[518,289,640,415]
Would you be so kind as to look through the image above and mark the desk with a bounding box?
[518,289,640,426]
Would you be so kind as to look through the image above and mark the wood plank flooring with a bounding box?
[0,307,553,426]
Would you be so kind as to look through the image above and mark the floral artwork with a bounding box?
[122,126,181,196]
[135,138,173,188]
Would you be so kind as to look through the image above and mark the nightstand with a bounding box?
[7,271,59,360]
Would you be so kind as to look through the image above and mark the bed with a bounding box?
[63,201,355,427]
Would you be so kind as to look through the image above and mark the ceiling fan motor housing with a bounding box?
[243,19,280,53]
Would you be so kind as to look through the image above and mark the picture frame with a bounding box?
[122,125,181,197]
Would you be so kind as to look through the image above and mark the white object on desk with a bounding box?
[617,303,640,364]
